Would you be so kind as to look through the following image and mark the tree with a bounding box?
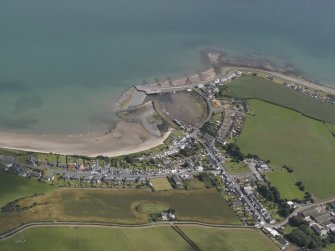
[288,216,306,227]
[295,181,302,187]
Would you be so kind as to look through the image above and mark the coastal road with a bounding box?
[0,221,254,240]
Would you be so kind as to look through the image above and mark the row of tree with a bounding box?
[256,183,293,217]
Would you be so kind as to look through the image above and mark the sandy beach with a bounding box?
[0,122,171,157]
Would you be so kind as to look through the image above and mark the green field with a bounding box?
[181,227,279,251]
[225,159,251,175]
[0,226,280,251]
[0,227,191,251]
[237,100,335,199]
[227,75,335,124]
[0,188,240,234]
[150,177,173,191]
[266,170,304,200]
[0,171,54,207]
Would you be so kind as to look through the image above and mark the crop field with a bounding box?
[237,100,335,199]
[227,75,335,124]
[266,170,305,200]
[0,171,54,207]
[180,227,279,251]
[0,226,191,251]
[0,188,240,234]
[150,177,173,191]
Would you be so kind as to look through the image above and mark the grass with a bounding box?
[323,244,335,251]
[150,177,173,191]
[227,75,335,124]
[0,188,240,234]
[236,100,335,199]
[224,159,250,175]
[0,171,54,207]
[266,170,305,200]
[0,226,281,251]
[0,226,192,251]
[181,227,280,251]
[184,178,206,190]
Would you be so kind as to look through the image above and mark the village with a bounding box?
[1,70,335,250]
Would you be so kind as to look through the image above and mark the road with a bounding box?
[0,221,254,240]
[200,141,266,223]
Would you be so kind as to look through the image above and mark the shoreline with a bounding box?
[0,59,334,157]
[0,123,172,157]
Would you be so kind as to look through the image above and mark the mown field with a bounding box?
[227,75,335,124]
[181,227,279,251]
[0,188,240,234]
[236,100,335,200]
[0,171,54,207]
[266,170,305,200]
[0,226,279,251]
[0,226,191,251]
[150,177,172,191]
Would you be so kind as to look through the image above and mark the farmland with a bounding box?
[227,75,335,124]
[0,188,240,234]
[266,170,305,200]
[0,226,280,251]
[0,226,191,251]
[0,171,54,207]
[236,99,335,199]
[180,227,280,251]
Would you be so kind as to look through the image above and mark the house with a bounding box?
[278,237,289,250]
[125,177,136,183]
[138,177,147,184]
[79,164,90,172]
[42,174,54,183]
[114,177,124,184]
[327,223,335,233]
[311,223,328,236]
[171,175,182,187]
[67,163,77,169]
[300,207,319,219]
[312,212,333,225]
[28,155,37,166]
[103,176,114,183]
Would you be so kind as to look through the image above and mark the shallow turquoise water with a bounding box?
[0,0,334,133]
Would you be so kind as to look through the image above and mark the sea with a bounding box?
[1,0,334,134]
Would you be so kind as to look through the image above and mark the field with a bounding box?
[0,226,280,251]
[266,170,304,200]
[225,159,251,175]
[0,226,191,251]
[236,100,335,199]
[180,227,279,251]
[184,178,206,190]
[0,171,54,207]
[0,188,240,234]
[150,177,173,191]
[227,75,335,124]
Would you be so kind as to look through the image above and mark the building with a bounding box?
[311,223,328,237]
[326,223,335,233]
[278,237,289,250]
[171,175,182,187]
